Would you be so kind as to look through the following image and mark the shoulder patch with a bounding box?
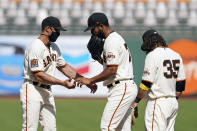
[31,59,38,68]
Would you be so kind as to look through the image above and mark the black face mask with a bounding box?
[91,28,105,39]
[97,29,105,39]
[49,31,60,42]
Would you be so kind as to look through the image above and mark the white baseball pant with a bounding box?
[100,80,138,131]
[20,81,56,131]
[145,97,178,131]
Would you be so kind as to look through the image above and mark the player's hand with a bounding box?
[87,83,98,94]
[76,77,92,86]
[63,79,76,89]
[76,77,97,93]
[132,102,138,109]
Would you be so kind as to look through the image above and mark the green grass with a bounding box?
[0,98,196,131]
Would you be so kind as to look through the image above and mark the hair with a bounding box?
[141,34,167,53]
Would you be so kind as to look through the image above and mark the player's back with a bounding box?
[147,47,185,98]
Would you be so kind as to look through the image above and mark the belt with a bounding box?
[32,81,51,89]
[107,78,133,88]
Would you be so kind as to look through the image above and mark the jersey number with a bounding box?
[163,59,180,79]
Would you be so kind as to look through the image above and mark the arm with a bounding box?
[91,65,118,84]
[132,80,152,107]
[33,71,75,88]
[76,65,118,85]
[57,64,82,79]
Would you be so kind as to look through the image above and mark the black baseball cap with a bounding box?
[42,16,67,31]
[142,29,158,41]
[84,12,109,32]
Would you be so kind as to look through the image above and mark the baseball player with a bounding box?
[77,12,138,131]
[20,16,97,131]
[132,29,186,131]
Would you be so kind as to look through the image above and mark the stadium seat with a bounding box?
[144,9,157,26]
[168,0,178,10]
[189,0,197,10]
[104,0,114,10]
[28,1,39,18]
[126,0,136,10]
[113,1,125,19]
[0,0,9,9]
[156,1,168,20]
[6,0,17,18]
[70,0,82,19]
[147,0,156,10]
[50,0,61,17]
[135,1,146,20]
[14,9,28,26]
[41,0,52,9]
[105,10,115,25]
[84,0,93,10]
[187,10,197,27]
[60,9,71,26]
[79,9,90,26]
[122,9,136,26]
[178,1,188,20]
[36,9,49,26]
[0,8,7,25]
[92,0,104,12]
[165,9,178,26]
[19,0,29,9]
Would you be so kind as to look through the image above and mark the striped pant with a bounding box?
[100,80,137,131]
[20,81,56,131]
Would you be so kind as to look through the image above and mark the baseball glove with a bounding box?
[131,106,138,125]
[87,35,104,61]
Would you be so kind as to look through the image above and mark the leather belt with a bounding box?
[107,81,120,88]
[107,78,133,88]
[33,81,51,89]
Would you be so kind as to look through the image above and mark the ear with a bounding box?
[99,24,104,30]
[45,26,51,32]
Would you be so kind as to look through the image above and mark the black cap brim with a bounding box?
[55,26,67,31]
[84,26,93,32]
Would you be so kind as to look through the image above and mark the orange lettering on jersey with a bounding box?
[169,39,197,96]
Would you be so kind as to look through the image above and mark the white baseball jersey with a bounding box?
[100,32,138,131]
[142,47,186,99]
[23,39,66,81]
[103,32,134,86]
[20,39,65,131]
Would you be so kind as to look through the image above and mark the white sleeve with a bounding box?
[28,47,44,72]
[142,54,157,83]
[55,44,66,67]
[104,41,120,65]
[177,58,186,81]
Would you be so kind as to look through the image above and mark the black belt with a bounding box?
[33,81,51,89]
[107,78,133,88]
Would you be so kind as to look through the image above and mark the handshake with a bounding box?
[62,77,97,94]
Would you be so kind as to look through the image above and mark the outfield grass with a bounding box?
[0,98,196,131]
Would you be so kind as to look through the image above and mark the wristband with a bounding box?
[135,97,141,103]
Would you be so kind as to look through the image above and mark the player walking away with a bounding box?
[20,16,97,131]
[132,29,186,131]
[77,12,138,131]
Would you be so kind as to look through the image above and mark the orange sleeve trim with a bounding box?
[106,64,118,67]
[31,70,43,73]
[176,79,186,82]
[57,64,67,68]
